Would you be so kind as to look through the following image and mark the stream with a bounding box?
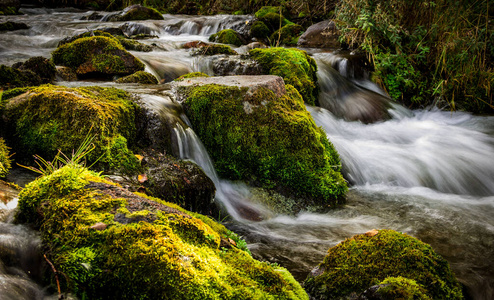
[1,7,494,300]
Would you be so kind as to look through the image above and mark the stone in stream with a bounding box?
[0,21,28,31]
[208,29,245,47]
[297,20,341,49]
[13,164,308,299]
[11,56,56,84]
[303,229,463,300]
[0,138,12,178]
[102,4,164,21]
[115,71,158,84]
[175,75,347,207]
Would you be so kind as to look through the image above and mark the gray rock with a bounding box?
[298,20,340,48]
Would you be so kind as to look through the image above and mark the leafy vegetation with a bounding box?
[183,83,346,206]
[304,229,463,299]
[334,0,493,113]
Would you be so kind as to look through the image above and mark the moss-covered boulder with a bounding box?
[14,164,308,299]
[359,277,431,300]
[58,30,152,53]
[270,24,304,46]
[2,85,139,173]
[52,36,145,78]
[0,65,41,89]
[105,4,164,21]
[115,71,158,84]
[0,21,28,31]
[0,138,12,178]
[178,75,346,206]
[303,229,464,299]
[175,72,209,81]
[250,21,270,40]
[0,0,20,15]
[255,6,293,33]
[12,56,56,84]
[55,66,78,81]
[249,47,318,105]
[208,29,244,47]
[191,42,238,56]
[116,36,153,52]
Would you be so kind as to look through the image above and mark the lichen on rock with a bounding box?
[2,85,140,173]
[303,229,464,299]
[180,77,346,206]
[14,164,308,300]
[249,47,319,105]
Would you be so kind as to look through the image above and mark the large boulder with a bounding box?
[12,56,56,84]
[0,65,41,89]
[176,75,347,206]
[249,47,319,105]
[208,29,245,47]
[103,4,164,21]
[1,85,140,173]
[52,36,145,78]
[297,20,341,48]
[14,164,308,299]
[303,229,463,299]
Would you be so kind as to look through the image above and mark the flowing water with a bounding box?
[1,7,494,300]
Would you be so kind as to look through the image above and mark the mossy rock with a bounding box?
[0,138,12,178]
[0,65,41,89]
[175,72,209,81]
[0,21,28,31]
[249,47,319,105]
[208,29,244,47]
[58,30,152,52]
[58,30,116,47]
[303,229,464,299]
[116,36,153,52]
[115,71,158,84]
[368,277,431,300]
[270,24,304,46]
[250,21,270,40]
[3,85,140,173]
[14,164,308,300]
[182,81,346,206]
[192,43,238,56]
[254,6,286,19]
[108,4,164,21]
[12,56,56,84]
[52,36,145,78]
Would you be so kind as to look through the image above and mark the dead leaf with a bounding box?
[138,174,148,183]
[365,229,379,237]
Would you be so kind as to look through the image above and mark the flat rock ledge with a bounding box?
[172,75,287,99]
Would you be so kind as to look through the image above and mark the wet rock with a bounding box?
[80,11,104,21]
[0,21,28,31]
[190,42,238,56]
[12,56,56,84]
[209,29,245,46]
[298,20,340,48]
[0,65,41,89]
[141,150,217,217]
[52,36,145,78]
[55,66,77,81]
[212,56,262,76]
[103,5,164,22]
[119,22,156,37]
[116,36,153,52]
[116,71,158,84]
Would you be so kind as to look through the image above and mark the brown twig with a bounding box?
[44,254,64,300]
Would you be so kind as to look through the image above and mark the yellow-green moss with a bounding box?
[115,36,153,52]
[378,277,431,300]
[115,71,158,84]
[118,6,164,21]
[4,85,139,173]
[52,36,145,76]
[249,48,319,105]
[192,43,238,56]
[0,65,40,89]
[303,230,463,299]
[184,84,346,206]
[0,138,12,177]
[174,72,210,81]
[208,29,243,47]
[15,164,308,299]
[270,24,304,46]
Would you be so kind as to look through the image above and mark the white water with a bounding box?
[1,7,494,300]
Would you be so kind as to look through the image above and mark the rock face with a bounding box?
[52,36,145,78]
[142,150,217,217]
[14,164,309,299]
[298,20,341,48]
[103,4,164,21]
[177,75,347,206]
[303,229,463,299]
[2,85,140,173]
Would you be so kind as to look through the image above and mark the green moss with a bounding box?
[303,230,464,299]
[192,43,238,56]
[0,65,40,89]
[378,277,431,300]
[115,71,158,84]
[175,72,210,81]
[4,85,140,173]
[115,36,153,52]
[184,84,346,206]
[249,48,319,105]
[15,164,308,299]
[250,21,270,40]
[119,6,164,21]
[0,138,12,178]
[254,6,284,19]
[58,31,115,47]
[208,29,243,47]
[270,24,304,46]
[0,21,28,31]
[52,36,145,77]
